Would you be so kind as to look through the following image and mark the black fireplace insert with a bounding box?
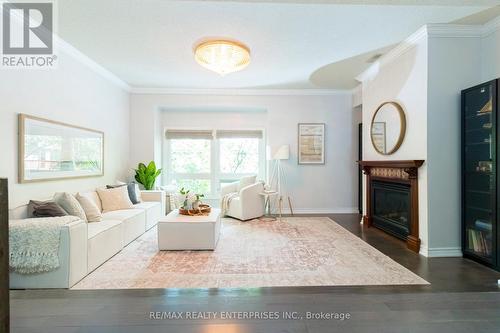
[371,180,411,240]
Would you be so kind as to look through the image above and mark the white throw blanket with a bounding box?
[9,216,80,274]
[221,192,239,215]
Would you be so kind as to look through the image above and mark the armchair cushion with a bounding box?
[237,175,257,191]
[221,181,239,196]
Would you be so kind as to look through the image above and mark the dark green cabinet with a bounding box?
[462,79,498,270]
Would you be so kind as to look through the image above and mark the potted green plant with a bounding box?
[192,194,205,210]
[179,187,193,209]
[134,161,162,190]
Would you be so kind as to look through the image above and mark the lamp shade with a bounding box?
[267,145,290,160]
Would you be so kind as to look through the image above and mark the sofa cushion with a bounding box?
[97,186,134,213]
[87,219,122,239]
[87,220,123,272]
[134,202,161,230]
[101,209,144,222]
[53,193,87,222]
[133,202,160,210]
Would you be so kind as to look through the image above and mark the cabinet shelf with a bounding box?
[466,128,492,133]
[465,205,492,213]
[465,189,491,195]
[465,111,492,118]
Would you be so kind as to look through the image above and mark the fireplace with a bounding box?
[358,160,424,253]
[372,180,410,240]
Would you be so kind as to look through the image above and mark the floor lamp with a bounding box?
[267,145,293,216]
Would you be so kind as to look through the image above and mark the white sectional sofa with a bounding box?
[8,190,165,289]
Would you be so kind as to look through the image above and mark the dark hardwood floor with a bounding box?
[325,214,500,293]
[10,214,500,333]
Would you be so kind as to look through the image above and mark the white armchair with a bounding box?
[221,179,265,221]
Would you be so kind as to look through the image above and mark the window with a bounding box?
[164,129,264,197]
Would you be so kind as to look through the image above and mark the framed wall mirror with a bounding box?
[370,101,406,155]
[18,114,104,183]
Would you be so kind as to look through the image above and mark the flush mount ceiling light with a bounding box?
[194,40,251,76]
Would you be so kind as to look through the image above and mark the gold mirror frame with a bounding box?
[370,101,406,155]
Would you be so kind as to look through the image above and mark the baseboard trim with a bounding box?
[426,247,462,258]
[280,208,359,215]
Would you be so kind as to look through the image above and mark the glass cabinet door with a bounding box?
[463,82,495,262]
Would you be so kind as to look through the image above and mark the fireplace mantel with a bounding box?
[358,160,424,170]
[357,160,424,253]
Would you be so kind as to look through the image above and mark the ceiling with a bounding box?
[57,0,499,90]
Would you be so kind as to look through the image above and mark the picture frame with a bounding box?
[18,113,104,183]
[371,121,387,154]
[298,123,325,165]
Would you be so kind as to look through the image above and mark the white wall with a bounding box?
[360,19,500,257]
[360,33,430,254]
[129,92,358,213]
[0,45,130,208]
[481,22,500,81]
[426,35,482,256]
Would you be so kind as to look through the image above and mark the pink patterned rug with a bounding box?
[72,217,428,289]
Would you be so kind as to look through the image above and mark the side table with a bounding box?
[259,191,280,221]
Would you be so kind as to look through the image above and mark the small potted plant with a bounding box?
[192,194,205,210]
[179,187,195,210]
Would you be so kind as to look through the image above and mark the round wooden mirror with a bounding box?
[370,101,406,155]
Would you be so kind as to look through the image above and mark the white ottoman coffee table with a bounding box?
[157,208,221,250]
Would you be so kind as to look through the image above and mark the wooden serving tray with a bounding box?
[179,204,212,216]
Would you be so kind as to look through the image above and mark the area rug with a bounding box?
[72,217,429,289]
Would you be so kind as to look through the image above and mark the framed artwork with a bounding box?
[371,122,387,154]
[18,114,104,183]
[298,123,325,165]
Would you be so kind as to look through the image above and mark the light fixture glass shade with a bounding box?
[194,40,250,75]
[267,145,290,160]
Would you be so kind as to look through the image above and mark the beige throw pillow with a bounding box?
[97,186,134,213]
[76,193,102,222]
[78,191,103,212]
[53,192,87,222]
[116,180,143,203]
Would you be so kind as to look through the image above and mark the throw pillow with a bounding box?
[78,191,103,212]
[27,199,45,217]
[53,192,87,222]
[76,193,102,222]
[27,200,68,218]
[107,183,140,204]
[238,175,257,191]
[134,183,142,203]
[97,186,134,212]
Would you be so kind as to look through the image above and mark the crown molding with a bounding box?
[356,25,427,82]
[356,17,500,83]
[426,24,483,38]
[130,87,351,96]
[483,15,500,37]
[1,4,130,92]
[55,36,131,92]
